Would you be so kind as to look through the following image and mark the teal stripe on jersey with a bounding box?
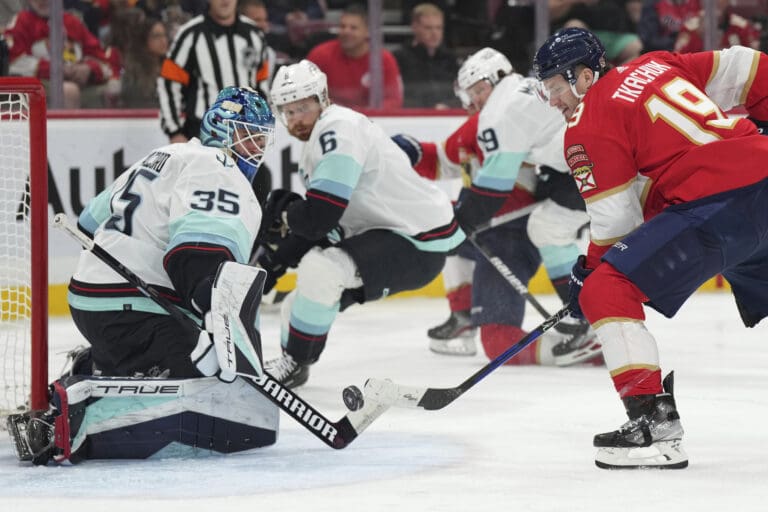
[396,228,466,253]
[473,152,527,192]
[67,291,200,321]
[310,154,363,200]
[539,243,581,279]
[168,211,253,263]
[79,186,114,234]
[281,293,340,345]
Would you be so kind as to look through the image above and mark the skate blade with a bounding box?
[429,337,477,357]
[595,439,688,470]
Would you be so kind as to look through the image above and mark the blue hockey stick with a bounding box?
[369,305,571,411]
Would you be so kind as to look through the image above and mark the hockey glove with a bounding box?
[260,189,302,244]
[391,133,423,167]
[568,255,593,319]
[256,247,288,295]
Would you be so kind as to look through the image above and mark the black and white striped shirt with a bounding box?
[158,13,270,138]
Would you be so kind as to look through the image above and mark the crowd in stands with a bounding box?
[0,0,766,109]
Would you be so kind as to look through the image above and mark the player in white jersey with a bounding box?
[447,48,597,364]
[69,86,273,379]
[259,60,465,388]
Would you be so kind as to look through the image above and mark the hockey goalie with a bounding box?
[7,86,280,464]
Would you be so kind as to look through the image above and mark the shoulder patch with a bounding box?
[565,144,597,193]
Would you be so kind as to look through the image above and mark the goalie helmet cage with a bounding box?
[0,77,48,416]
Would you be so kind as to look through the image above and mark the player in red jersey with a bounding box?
[534,27,768,469]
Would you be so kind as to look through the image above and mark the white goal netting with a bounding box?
[0,91,35,416]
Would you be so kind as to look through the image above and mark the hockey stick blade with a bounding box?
[371,306,571,411]
[53,213,395,449]
[244,373,394,449]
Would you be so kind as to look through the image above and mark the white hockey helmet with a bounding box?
[456,47,514,91]
[269,60,330,121]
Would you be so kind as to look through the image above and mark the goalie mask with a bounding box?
[269,59,330,125]
[200,86,275,182]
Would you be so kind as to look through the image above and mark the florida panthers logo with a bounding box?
[566,144,597,193]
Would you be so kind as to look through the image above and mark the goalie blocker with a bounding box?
[7,375,279,465]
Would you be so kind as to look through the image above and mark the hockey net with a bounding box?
[0,78,48,418]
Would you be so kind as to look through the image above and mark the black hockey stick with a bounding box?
[369,305,571,411]
[53,213,392,449]
[468,234,552,319]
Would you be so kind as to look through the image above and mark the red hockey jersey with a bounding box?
[563,46,768,268]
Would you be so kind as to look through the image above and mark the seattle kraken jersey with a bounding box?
[69,139,262,314]
[473,74,569,195]
[294,105,464,252]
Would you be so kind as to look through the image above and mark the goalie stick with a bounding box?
[370,305,571,411]
[53,213,392,449]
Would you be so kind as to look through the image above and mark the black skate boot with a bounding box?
[6,408,58,466]
[549,316,603,366]
[594,372,687,469]
[428,310,477,356]
[265,352,310,389]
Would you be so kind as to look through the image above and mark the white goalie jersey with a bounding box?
[69,139,262,314]
[297,104,465,252]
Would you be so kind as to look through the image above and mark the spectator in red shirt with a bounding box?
[305,3,403,109]
[4,0,120,108]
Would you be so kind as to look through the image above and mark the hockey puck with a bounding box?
[342,385,364,411]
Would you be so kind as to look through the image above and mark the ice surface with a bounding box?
[1,294,766,512]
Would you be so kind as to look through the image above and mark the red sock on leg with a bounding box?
[480,324,540,365]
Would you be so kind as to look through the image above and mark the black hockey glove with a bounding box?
[748,117,768,135]
[255,234,316,293]
[391,133,423,166]
[568,255,593,319]
[256,248,287,295]
[259,189,303,244]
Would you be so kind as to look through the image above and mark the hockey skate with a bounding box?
[547,316,603,366]
[428,310,477,356]
[265,352,310,389]
[594,372,688,470]
[6,408,57,466]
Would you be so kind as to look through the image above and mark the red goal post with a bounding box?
[0,77,48,415]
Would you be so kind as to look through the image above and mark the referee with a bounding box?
[158,0,271,143]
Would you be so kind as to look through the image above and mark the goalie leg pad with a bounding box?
[32,375,279,464]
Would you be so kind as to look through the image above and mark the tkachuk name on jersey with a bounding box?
[611,60,672,103]
[254,373,339,443]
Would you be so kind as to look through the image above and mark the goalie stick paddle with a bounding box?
[370,306,571,411]
[53,213,392,449]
